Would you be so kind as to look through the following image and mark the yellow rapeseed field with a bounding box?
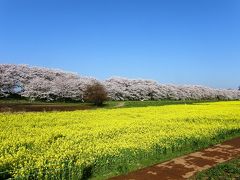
[0,101,240,179]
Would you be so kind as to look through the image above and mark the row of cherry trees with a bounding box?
[105,77,240,101]
[0,64,95,101]
[1,64,240,101]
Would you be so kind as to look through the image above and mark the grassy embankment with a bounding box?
[194,157,240,180]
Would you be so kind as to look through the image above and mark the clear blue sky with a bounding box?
[1,0,239,88]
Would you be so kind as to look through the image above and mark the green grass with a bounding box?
[117,100,218,108]
[0,98,220,108]
[194,157,240,180]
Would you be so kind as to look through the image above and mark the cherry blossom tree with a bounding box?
[1,64,240,101]
[0,64,95,101]
[103,77,240,101]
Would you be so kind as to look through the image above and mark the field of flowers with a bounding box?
[0,101,240,179]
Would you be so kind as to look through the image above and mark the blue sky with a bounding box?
[0,0,239,88]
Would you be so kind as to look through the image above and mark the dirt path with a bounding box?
[0,104,92,112]
[115,102,125,108]
[110,137,240,180]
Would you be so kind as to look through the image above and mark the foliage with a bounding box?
[1,64,240,101]
[104,77,240,101]
[84,82,108,106]
[0,64,95,101]
[0,101,240,179]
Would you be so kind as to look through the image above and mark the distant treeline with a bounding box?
[1,64,240,101]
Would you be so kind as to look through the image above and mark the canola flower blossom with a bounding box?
[0,101,240,179]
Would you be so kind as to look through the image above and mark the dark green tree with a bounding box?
[84,82,108,106]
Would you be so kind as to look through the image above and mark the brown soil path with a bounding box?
[0,104,92,112]
[114,102,125,108]
[110,137,240,180]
